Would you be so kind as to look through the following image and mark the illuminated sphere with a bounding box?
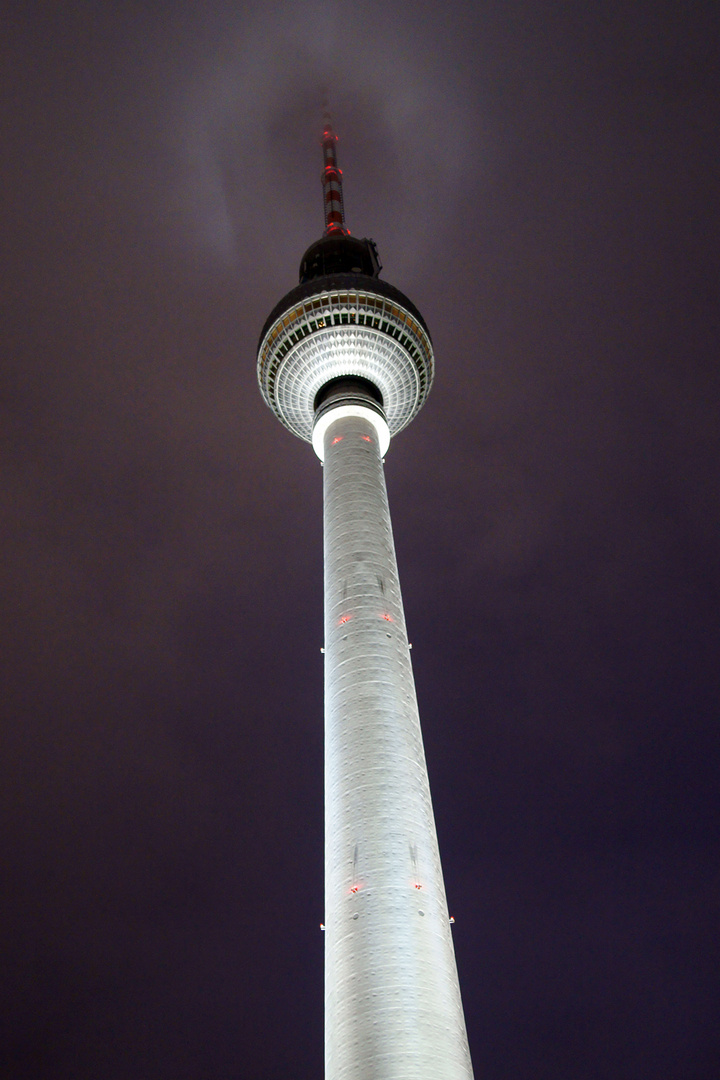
[257,235,434,446]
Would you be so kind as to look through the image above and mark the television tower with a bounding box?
[257,117,474,1080]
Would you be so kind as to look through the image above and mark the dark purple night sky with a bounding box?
[2,3,719,1078]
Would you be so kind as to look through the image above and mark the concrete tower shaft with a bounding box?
[322,398,473,1080]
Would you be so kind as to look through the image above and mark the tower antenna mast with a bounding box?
[321,113,348,235]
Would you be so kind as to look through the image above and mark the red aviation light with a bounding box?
[361,435,372,442]
[349,885,360,894]
[338,613,353,625]
[381,613,393,622]
[332,435,344,444]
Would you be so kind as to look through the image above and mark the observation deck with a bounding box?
[257,254,434,447]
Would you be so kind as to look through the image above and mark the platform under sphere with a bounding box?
[322,411,473,1080]
[257,275,434,444]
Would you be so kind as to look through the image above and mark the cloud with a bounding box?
[170,1,473,276]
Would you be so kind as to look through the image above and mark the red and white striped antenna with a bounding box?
[321,113,348,235]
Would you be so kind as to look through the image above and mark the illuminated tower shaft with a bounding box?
[322,397,473,1080]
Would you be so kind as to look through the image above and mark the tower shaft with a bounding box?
[323,407,473,1080]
